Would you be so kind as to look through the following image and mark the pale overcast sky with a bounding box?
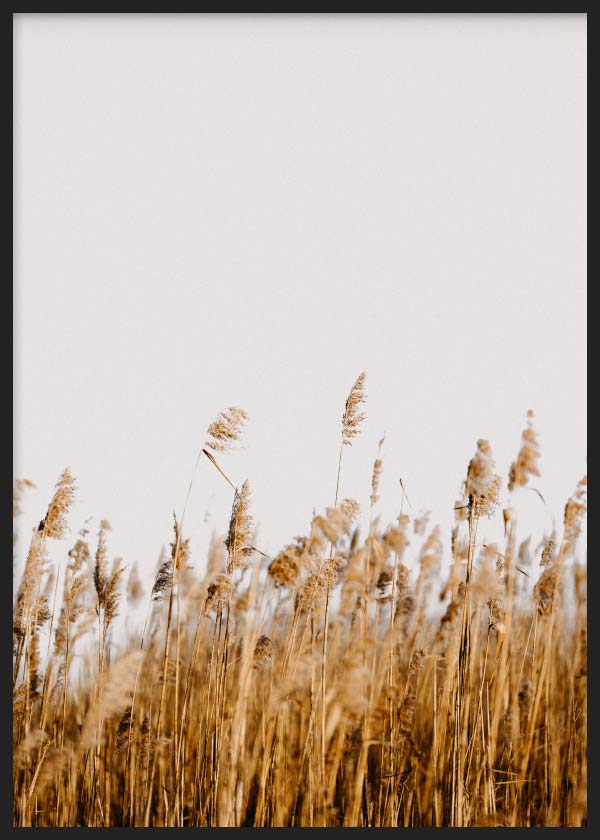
[14,14,586,592]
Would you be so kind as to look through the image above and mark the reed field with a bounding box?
[12,374,587,827]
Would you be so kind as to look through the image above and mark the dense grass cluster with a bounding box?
[13,375,587,826]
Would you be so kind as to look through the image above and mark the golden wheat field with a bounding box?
[13,373,587,827]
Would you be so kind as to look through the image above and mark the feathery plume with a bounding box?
[340,498,360,523]
[204,406,248,453]
[43,468,76,540]
[28,625,42,699]
[408,648,426,679]
[93,527,108,608]
[341,372,367,446]
[225,480,254,573]
[508,410,541,492]
[339,547,366,615]
[488,596,505,629]
[376,565,394,598]
[54,538,90,660]
[563,475,587,548]
[413,510,431,536]
[540,538,556,567]
[383,522,410,560]
[14,729,49,770]
[370,438,385,508]
[323,555,347,587]
[115,707,136,754]
[533,566,558,616]
[297,556,346,613]
[296,572,326,613]
[81,651,142,749]
[268,541,303,588]
[104,558,126,630]
[314,506,351,545]
[437,583,466,643]
[415,526,442,598]
[13,532,47,646]
[204,573,234,613]
[206,531,228,580]
[253,635,274,671]
[171,513,191,572]
[466,439,502,518]
[399,689,416,737]
[151,548,173,601]
[126,562,143,606]
[31,747,72,800]
[395,563,415,625]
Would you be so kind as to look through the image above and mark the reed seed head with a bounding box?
[508,410,541,492]
[205,407,248,453]
[341,372,367,446]
[204,573,234,612]
[225,480,254,573]
[268,542,302,588]
[564,475,587,547]
[151,548,172,601]
[340,498,360,523]
[43,467,76,540]
[253,635,274,670]
[466,439,502,518]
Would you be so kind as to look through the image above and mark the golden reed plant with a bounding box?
[13,382,587,827]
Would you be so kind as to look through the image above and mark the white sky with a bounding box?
[14,14,586,593]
